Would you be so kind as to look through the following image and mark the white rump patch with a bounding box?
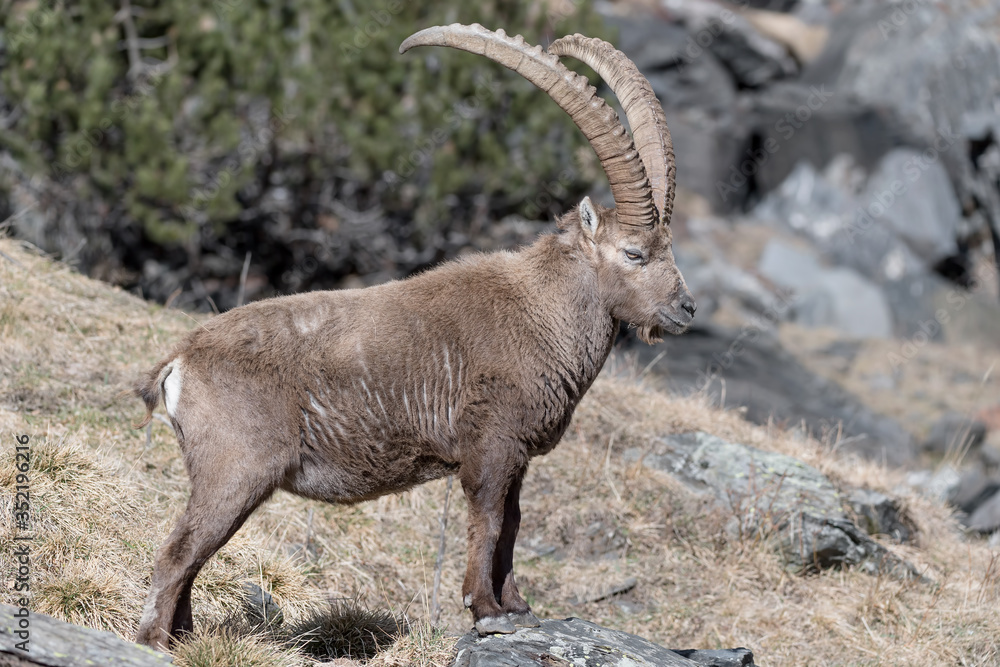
[162,360,182,418]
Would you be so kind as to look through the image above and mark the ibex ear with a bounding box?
[579,196,599,241]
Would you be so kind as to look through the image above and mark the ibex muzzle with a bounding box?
[134,24,693,649]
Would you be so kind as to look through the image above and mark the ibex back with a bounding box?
[133,24,694,649]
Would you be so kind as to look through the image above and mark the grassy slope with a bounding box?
[0,236,997,666]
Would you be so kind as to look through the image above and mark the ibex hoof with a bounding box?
[475,615,517,635]
[508,611,541,627]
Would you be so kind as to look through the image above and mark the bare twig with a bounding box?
[431,475,454,625]
[0,250,24,268]
[118,0,143,80]
[237,251,251,307]
[604,434,623,504]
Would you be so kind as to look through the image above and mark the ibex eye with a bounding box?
[624,249,643,262]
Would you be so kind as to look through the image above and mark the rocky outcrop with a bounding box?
[0,604,173,666]
[623,432,920,577]
[451,618,755,667]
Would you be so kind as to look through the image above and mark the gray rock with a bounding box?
[601,13,738,114]
[797,267,893,339]
[923,412,987,455]
[242,581,283,628]
[669,109,754,210]
[627,324,917,465]
[451,617,755,667]
[753,162,927,285]
[623,432,920,577]
[967,490,1000,534]
[980,441,1000,469]
[861,149,961,266]
[903,466,962,503]
[757,238,826,290]
[745,0,1000,251]
[665,0,799,88]
[0,604,173,666]
[948,469,1000,517]
[752,163,1000,341]
[847,488,913,543]
[598,12,751,211]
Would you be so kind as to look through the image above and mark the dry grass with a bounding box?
[1,235,998,666]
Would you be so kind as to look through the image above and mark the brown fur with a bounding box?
[132,200,694,648]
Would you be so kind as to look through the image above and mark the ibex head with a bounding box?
[401,26,695,343]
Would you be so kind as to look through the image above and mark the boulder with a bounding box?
[847,488,914,543]
[600,11,751,210]
[752,162,1000,342]
[451,618,756,667]
[242,581,284,628]
[948,468,1000,518]
[861,149,962,266]
[752,162,927,284]
[663,0,799,88]
[757,237,826,290]
[797,268,893,339]
[967,490,1000,534]
[0,604,173,666]
[623,432,920,577]
[922,412,988,455]
[757,238,893,338]
[601,13,738,114]
[903,465,962,503]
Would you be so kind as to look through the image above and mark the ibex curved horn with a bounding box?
[400,23,657,229]
[548,34,676,226]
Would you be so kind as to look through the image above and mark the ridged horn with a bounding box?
[400,23,657,229]
[548,34,676,225]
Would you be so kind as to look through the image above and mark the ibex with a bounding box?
[133,24,694,649]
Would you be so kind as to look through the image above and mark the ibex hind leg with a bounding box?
[135,440,283,650]
[492,477,540,628]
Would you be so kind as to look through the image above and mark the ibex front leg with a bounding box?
[460,445,526,634]
[493,477,540,627]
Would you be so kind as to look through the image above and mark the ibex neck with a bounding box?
[520,234,617,390]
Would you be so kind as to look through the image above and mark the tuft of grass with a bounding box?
[36,560,133,634]
[171,625,306,667]
[285,598,406,661]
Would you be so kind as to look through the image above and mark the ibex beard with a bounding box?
[133,23,695,650]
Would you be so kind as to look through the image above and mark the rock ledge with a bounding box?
[452,617,754,667]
